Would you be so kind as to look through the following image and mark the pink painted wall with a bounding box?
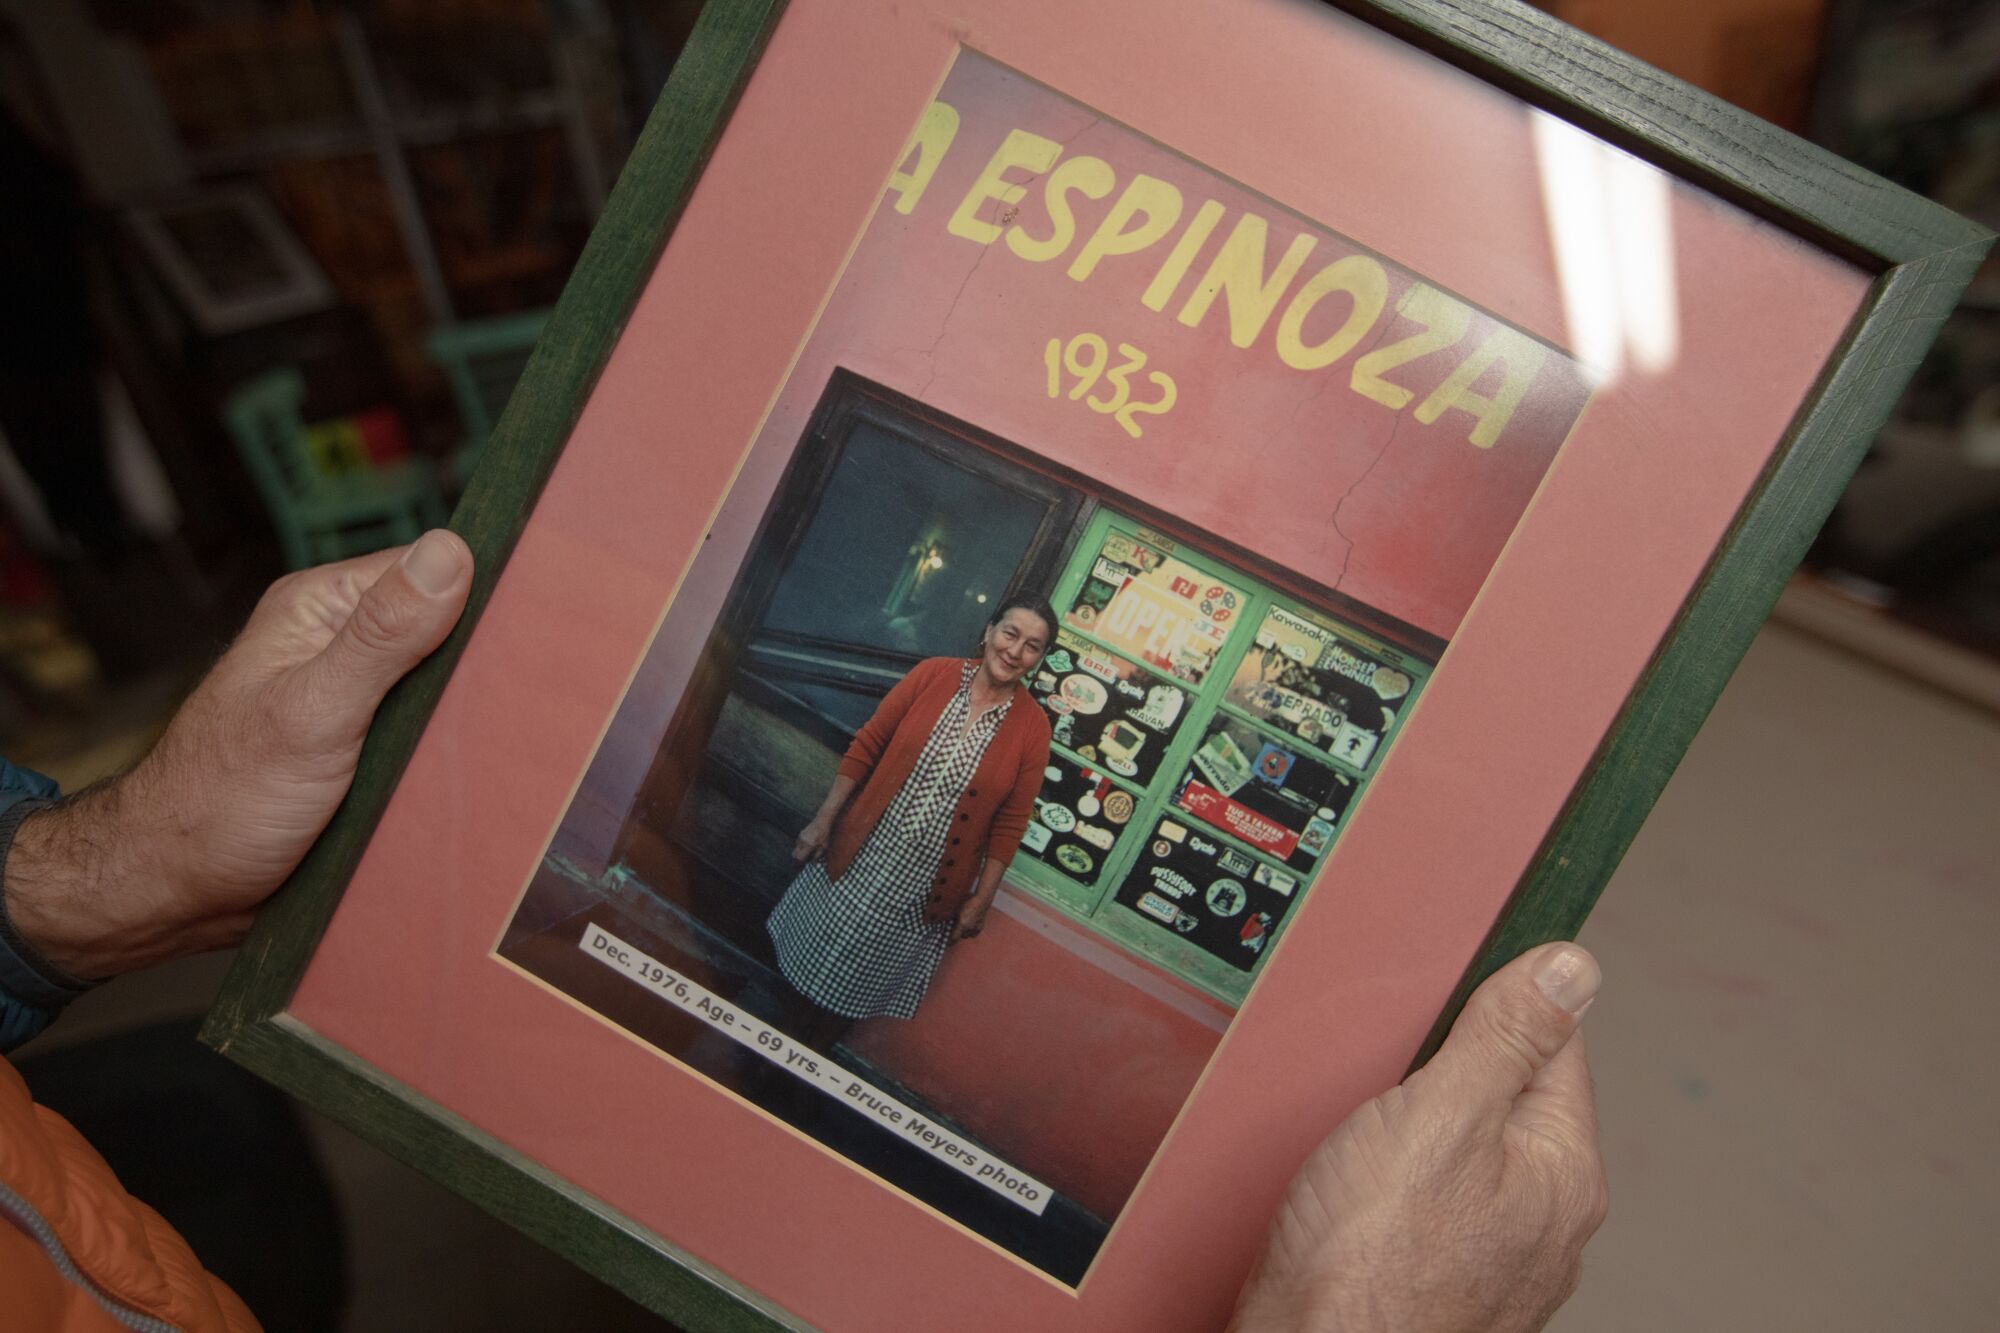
[849,894,1230,1222]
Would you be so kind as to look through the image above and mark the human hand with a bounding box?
[7,532,473,979]
[792,813,833,863]
[949,897,988,943]
[1229,943,1607,1333]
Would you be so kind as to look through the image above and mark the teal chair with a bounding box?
[427,308,551,488]
[223,367,447,571]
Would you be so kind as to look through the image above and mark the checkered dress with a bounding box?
[768,663,1013,1019]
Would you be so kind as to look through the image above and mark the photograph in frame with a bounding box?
[196,1,1988,1328]
[491,49,1597,1284]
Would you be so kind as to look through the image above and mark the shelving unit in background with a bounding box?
[133,1,624,438]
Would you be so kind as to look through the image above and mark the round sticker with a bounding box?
[1103,791,1135,825]
[1077,794,1101,818]
[1152,838,1172,859]
[1040,804,1076,833]
[1045,765,1063,782]
[1205,879,1247,917]
[1059,674,1108,715]
[1055,845,1094,875]
[1106,755,1138,778]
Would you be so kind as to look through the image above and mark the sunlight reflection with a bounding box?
[1532,111,1681,388]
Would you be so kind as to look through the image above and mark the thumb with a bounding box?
[304,530,473,715]
[1420,942,1601,1116]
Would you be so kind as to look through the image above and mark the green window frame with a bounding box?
[1006,507,1433,1005]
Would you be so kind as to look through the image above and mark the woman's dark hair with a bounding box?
[986,592,1059,646]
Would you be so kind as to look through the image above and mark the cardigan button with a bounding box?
[951,836,961,845]
[967,788,978,797]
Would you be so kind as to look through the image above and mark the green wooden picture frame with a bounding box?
[200,1,1990,1328]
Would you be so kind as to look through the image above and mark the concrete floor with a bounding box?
[15,621,1997,1330]
[1550,623,1999,1332]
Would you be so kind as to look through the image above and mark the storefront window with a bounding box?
[1061,528,1250,688]
[1009,510,1432,1004]
[1222,604,1414,772]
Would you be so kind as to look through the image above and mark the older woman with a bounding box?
[766,595,1056,1039]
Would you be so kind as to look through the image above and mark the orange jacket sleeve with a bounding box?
[0,1054,259,1333]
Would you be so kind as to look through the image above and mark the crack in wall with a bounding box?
[907,114,1104,402]
[908,239,1000,401]
[1317,314,1403,592]
[1282,365,1338,435]
[1329,409,1406,593]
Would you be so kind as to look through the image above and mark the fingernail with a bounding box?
[402,531,462,596]
[1534,944,1601,1014]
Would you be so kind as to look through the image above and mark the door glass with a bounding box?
[762,422,1048,659]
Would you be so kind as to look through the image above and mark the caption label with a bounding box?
[580,925,1052,1215]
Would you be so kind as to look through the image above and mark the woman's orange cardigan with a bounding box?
[827,657,1052,925]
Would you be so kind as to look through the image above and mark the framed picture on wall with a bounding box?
[201,0,1988,1329]
[125,184,335,335]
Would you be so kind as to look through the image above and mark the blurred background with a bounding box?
[1,0,1993,1329]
